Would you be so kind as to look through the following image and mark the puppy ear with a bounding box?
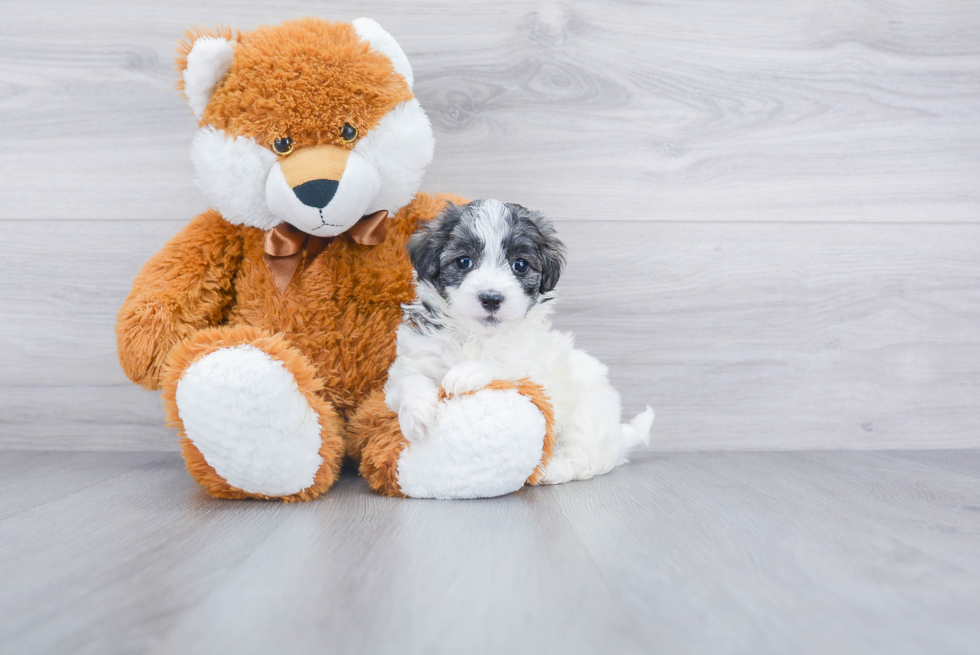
[508,204,566,294]
[538,231,566,294]
[176,27,240,119]
[352,18,414,90]
[409,203,463,282]
[407,228,441,282]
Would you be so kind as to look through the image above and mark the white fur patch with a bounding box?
[396,388,547,499]
[445,202,530,325]
[469,199,510,265]
[183,37,236,119]
[175,345,324,497]
[355,98,435,216]
[622,406,655,451]
[190,127,280,230]
[190,101,431,232]
[352,18,414,89]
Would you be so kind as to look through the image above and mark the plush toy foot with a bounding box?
[162,326,345,501]
[349,379,555,499]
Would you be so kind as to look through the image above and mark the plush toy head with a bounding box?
[177,18,435,236]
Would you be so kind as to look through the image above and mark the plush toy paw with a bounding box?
[396,386,547,498]
[350,379,556,500]
[174,344,342,499]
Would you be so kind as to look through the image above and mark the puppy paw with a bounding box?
[539,450,578,485]
[398,394,437,442]
[441,360,498,397]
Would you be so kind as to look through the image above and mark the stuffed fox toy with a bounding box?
[116,17,555,500]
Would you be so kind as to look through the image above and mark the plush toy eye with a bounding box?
[455,256,473,270]
[272,137,294,156]
[340,122,358,143]
[512,259,529,274]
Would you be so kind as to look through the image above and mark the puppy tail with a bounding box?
[620,406,654,454]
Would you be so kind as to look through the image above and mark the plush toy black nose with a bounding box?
[479,292,503,313]
[292,179,339,208]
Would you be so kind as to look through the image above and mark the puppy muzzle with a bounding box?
[265,144,381,237]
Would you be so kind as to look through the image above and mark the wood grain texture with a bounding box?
[0,449,978,654]
[0,450,165,519]
[1,1,979,451]
[543,449,980,655]
[0,0,977,221]
[2,219,978,451]
[0,453,292,655]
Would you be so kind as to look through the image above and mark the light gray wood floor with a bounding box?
[1,449,978,655]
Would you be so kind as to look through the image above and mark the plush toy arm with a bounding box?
[116,210,244,390]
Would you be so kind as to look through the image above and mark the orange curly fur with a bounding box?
[117,17,487,500]
[182,19,412,150]
[117,192,466,499]
[347,390,409,498]
[118,193,464,415]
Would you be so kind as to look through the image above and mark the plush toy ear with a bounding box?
[352,18,414,90]
[176,27,239,119]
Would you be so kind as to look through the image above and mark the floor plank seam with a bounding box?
[0,453,174,523]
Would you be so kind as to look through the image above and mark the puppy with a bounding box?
[384,199,653,484]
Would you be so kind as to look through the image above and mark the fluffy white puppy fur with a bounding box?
[385,199,653,484]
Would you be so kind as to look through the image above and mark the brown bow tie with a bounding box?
[263,210,388,295]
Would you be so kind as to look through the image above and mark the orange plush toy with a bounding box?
[117,17,555,500]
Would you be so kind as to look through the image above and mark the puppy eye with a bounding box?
[272,137,294,156]
[455,256,473,270]
[512,259,529,274]
[340,122,358,143]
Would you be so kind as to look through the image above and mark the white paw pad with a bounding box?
[175,345,323,496]
[396,388,547,499]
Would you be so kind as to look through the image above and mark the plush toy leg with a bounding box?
[346,390,407,497]
[348,379,555,499]
[161,325,345,502]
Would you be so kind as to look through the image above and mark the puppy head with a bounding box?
[408,199,566,327]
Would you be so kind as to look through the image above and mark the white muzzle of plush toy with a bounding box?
[265,144,381,237]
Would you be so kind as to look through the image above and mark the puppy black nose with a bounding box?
[479,292,503,312]
[292,178,339,208]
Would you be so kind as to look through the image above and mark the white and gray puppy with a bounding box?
[384,198,653,484]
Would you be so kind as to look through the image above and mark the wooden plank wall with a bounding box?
[1,0,978,451]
